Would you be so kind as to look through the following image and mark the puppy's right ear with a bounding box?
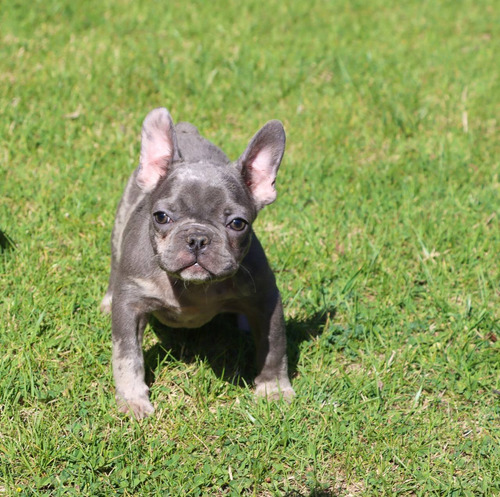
[136,108,180,192]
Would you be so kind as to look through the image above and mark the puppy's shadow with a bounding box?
[143,307,335,389]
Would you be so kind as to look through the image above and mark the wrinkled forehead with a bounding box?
[152,162,254,218]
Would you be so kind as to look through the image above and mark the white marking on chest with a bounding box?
[131,276,175,301]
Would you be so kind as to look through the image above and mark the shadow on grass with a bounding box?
[143,306,335,390]
[0,229,15,251]
[285,490,338,497]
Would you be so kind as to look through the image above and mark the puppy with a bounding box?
[101,108,294,418]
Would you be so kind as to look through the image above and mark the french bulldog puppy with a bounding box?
[101,108,294,418]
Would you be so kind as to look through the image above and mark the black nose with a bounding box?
[187,233,210,252]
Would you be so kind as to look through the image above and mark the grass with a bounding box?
[1,0,499,495]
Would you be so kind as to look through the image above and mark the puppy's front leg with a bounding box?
[112,299,154,418]
[248,291,295,401]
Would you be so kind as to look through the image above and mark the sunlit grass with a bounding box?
[1,0,499,495]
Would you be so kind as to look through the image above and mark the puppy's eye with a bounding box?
[153,211,172,225]
[228,218,247,231]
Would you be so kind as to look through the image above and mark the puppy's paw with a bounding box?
[255,380,295,402]
[100,293,112,314]
[116,395,155,419]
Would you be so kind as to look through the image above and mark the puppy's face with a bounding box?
[149,162,255,283]
[135,107,286,284]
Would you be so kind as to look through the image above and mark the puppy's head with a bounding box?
[136,108,285,284]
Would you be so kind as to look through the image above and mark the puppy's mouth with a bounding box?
[160,257,238,284]
[178,261,213,283]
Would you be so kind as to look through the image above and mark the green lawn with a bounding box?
[1,0,499,495]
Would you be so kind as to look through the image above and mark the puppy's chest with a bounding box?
[131,276,239,328]
[152,306,219,328]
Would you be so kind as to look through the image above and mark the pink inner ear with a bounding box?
[137,122,174,192]
[143,122,174,163]
[251,148,273,175]
[143,138,173,173]
[248,147,277,205]
[137,157,170,191]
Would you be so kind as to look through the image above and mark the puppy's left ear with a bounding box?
[238,120,286,211]
[137,107,181,192]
